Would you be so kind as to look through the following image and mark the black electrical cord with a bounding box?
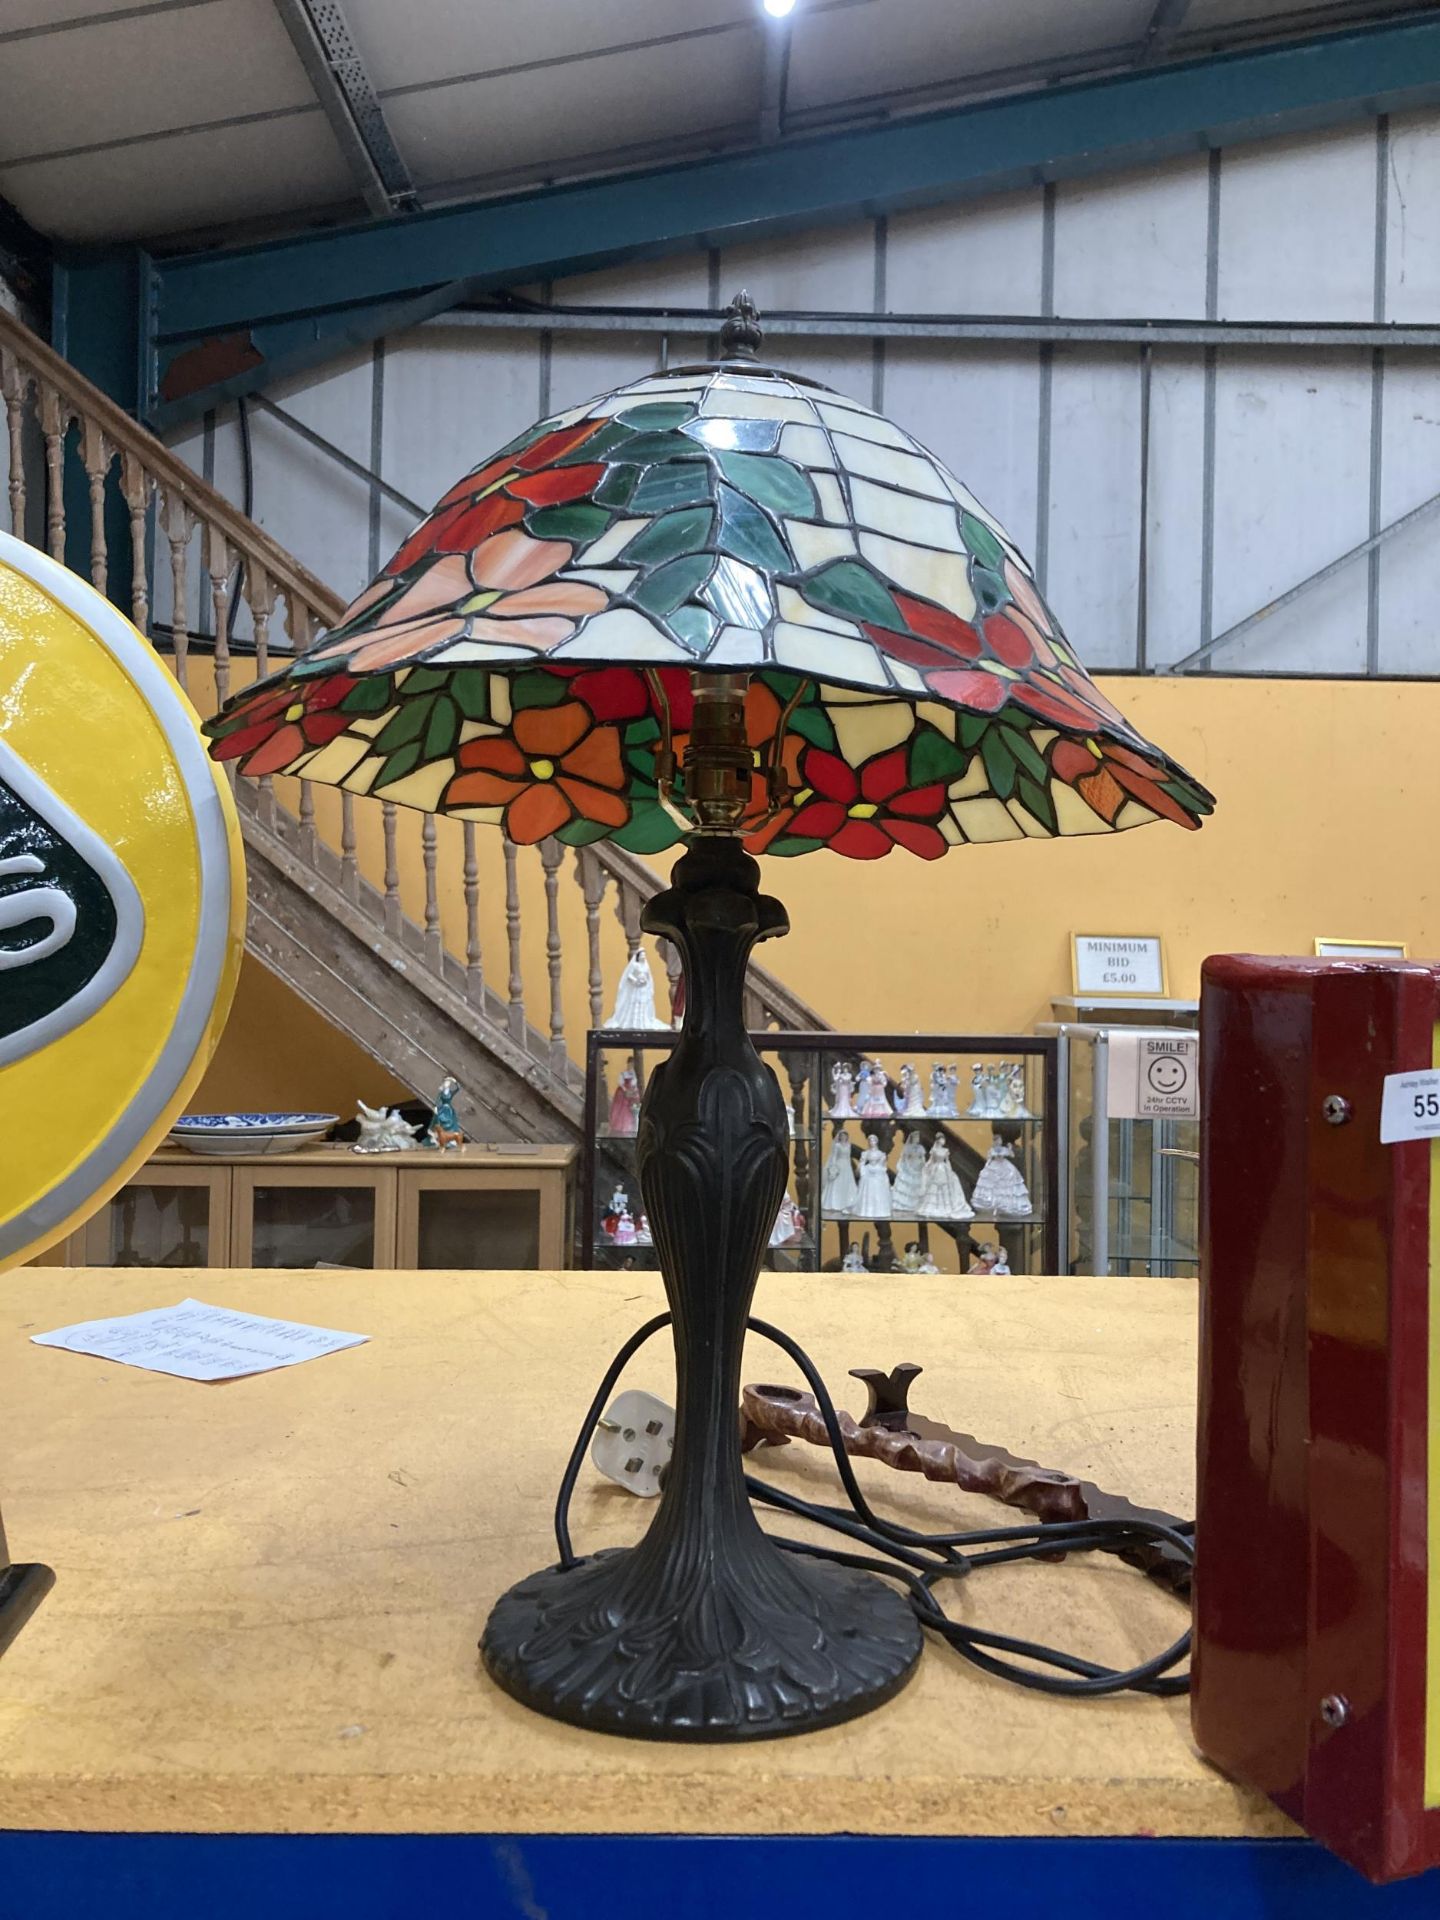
[554,1312,1192,1702]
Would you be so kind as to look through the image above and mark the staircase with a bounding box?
[0,309,825,1142]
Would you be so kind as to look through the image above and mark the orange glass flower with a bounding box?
[445,699,628,842]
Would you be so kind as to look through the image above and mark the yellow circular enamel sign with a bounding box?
[0,531,243,1269]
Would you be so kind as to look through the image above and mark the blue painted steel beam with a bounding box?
[52,12,1440,428]
[156,15,1440,342]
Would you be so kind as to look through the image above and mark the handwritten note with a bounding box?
[31,1298,368,1382]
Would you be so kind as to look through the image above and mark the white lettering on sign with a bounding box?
[1073,934,1165,998]
[1380,1070,1440,1144]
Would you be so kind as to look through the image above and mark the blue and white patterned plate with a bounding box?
[169,1112,338,1158]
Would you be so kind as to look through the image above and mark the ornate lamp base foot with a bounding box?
[0,1561,54,1658]
[482,1540,922,1741]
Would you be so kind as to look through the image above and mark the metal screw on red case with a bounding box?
[1319,1694,1350,1728]
[1321,1095,1352,1125]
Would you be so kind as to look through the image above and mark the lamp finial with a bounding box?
[719,290,763,361]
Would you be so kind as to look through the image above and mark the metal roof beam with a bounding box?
[271,0,418,219]
[109,12,1440,425]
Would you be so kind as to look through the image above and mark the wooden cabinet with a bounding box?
[40,1146,578,1270]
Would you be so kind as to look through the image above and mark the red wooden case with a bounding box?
[1194,954,1440,1883]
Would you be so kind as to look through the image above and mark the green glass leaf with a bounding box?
[1161,774,1207,811]
[620,506,713,564]
[401,665,452,696]
[510,668,569,710]
[801,560,900,630]
[604,430,702,463]
[958,712,990,749]
[449,668,489,721]
[556,816,613,846]
[1017,774,1057,834]
[764,834,824,858]
[972,565,1008,615]
[961,511,1006,570]
[908,727,971,786]
[629,461,713,513]
[787,702,837,752]
[666,604,718,655]
[632,554,713,618]
[594,465,638,509]
[716,451,816,517]
[715,483,789,572]
[626,715,661,745]
[997,717,1047,782]
[341,674,393,714]
[374,697,432,754]
[526,502,612,543]
[422,694,460,762]
[615,402,696,431]
[373,740,423,791]
[980,726,1018,800]
[612,804,686,855]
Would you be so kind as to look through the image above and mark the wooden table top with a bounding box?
[0,1266,1288,1840]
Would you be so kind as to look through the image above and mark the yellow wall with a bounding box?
[193,957,409,1116]
[206,674,1437,1108]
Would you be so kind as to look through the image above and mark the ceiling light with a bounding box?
[762,0,797,17]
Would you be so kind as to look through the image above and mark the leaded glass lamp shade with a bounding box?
[205,296,1213,1744]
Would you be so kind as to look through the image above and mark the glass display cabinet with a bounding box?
[583,1030,1061,1276]
[81,1162,231,1267]
[1041,1020,1200,1278]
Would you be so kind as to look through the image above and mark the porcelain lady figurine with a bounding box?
[890,1128,927,1216]
[857,1059,891,1119]
[928,1064,959,1118]
[852,1133,893,1219]
[919,1136,973,1220]
[769,1192,805,1248]
[892,1063,925,1118]
[424,1075,465,1149]
[608,1066,642,1135]
[841,1241,868,1273]
[821,1128,858,1214]
[613,1204,638,1247]
[828,1061,858,1119]
[1007,1061,1034,1119]
[605,947,669,1030]
[971,1138,1033,1217]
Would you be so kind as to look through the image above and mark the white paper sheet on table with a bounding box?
[30,1298,368,1382]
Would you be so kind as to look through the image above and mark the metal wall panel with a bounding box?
[1217,125,1378,322]
[1046,349,1144,670]
[1211,354,1373,672]
[1052,156,1210,320]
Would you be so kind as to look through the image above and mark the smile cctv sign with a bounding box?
[1107,1033,1199,1121]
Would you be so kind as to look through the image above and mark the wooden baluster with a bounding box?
[248,563,276,829]
[287,596,317,863]
[79,418,110,592]
[541,837,567,1075]
[661,937,683,1028]
[612,873,644,956]
[160,491,195,692]
[578,848,610,1108]
[422,815,442,971]
[578,848,608,1032]
[204,522,233,709]
[504,837,525,1044]
[119,453,151,635]
[382,803,402,937]
[462,820,484,1002]
[39,384,67,562]
[340,793,359,902]
[2,351,29,538]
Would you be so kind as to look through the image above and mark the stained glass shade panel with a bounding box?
[207,366,1214,860]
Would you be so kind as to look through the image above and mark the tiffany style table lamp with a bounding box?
[207,294,1212,1741]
